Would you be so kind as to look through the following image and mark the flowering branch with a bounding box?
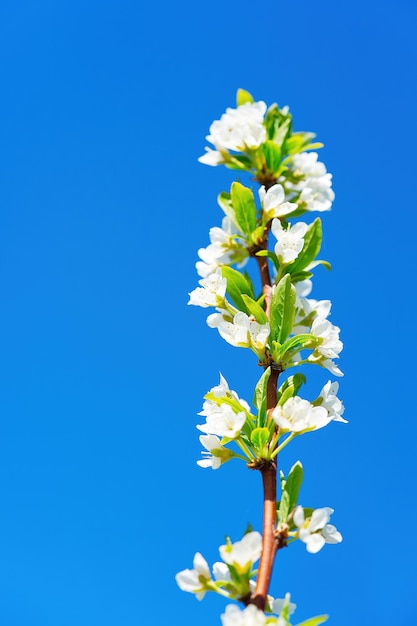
[177,88,345,626]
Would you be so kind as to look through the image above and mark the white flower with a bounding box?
[293,505,342,554]
[293,294,332,334]
[197,404,246,439]
[271,396,331,434]
[201,101,267,158]
[175,552,212,600]
[219,531,262,574]
[208,311,270,352]
[318,380,347,423]
[311,316,343,359]
[291,152,335,212]
[199,373,251,417]
[196,217,248,278]
[188,268,227,308]
[198,148,224,166]
[197,435,233,469]
[259,184,297,220]
[319,358,344,377]
[271,219,308,265]
[212,561,232,582]
[294,279,313,298]
[221,604,268,626]
[272,593,296,616]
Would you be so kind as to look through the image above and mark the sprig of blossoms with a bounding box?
[179,89,345,626]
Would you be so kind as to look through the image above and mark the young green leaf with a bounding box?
[283,461,303,514]
[222,266,255,312]
[296,616,328,626]
[217,191,240,229]
[250,427,270,451]
[236,88,254,106]
[274,333,317,364]
[269,274,296,344]
[230,182,257,235]
[241,294,269,325]
[288,218,322,274]
[262,140,281,174]
[278,489,290,524]
[253,367,271,419]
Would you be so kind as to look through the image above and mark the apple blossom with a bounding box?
[197,404,246,439]
[271,396,331,434]
[200,100,267,159]
[289,152,335,213]
[197,434,233,469]
[311,316,343,359]
[199,373,251,417]
[271,219,308,265]
[259,184,297,220]
[188,268,227,308]
[221,604,269,626]
[207,311,270,353]
[293,506,342,554]
[175,552,212,600]
[317,380,347,423]
[196,216,248,278]
[219,531,262,574]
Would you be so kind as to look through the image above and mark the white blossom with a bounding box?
[271,396,331,434]
[197,404,246,439]
[219,531,262,574]
[208,311,269,352]
[311,316,343,359]
[212,561,232,582]
[188,268,227,308]
[293,293,332,334]
[200,101,267,160]
[221,604,268,626]
[319,358,344,377]
[272,593,296,617]
[197,435,232,469]
[290,152,335,212]
[175,552,212,600]
[293,506,342,554]
[259,184,297,220]
[271,219,308,265]
[196,216,248,278]
[198,148,224,166]
[199,373,251,417]
[317,380,347,423]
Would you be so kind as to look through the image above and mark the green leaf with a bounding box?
[278,489,290,524]
[306,259,331,272]
[255,249,280,270]
[284,461,303,513]
[262,140,281,173]
[253,367,271,416]
[231,182,257,235]
[288,218,322,274]
[222,266,255,312]
[250,427,270,451]
[269,274,296,344]
[217,192,240,229]
[277,373,306,406]
[296,616,328,626]
[236,88,254,106]
[225,155,253,171]
[274,333,316,364]
[241,294,268,324]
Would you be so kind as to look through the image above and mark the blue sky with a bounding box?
[0,0,416,624]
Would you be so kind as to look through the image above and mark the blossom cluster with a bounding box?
[178,89,345,626]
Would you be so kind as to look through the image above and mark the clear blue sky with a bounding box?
[0,1,415,625]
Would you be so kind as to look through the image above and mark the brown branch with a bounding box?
[250,367,280,610]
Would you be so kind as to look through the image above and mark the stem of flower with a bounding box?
[270,432,296,458]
